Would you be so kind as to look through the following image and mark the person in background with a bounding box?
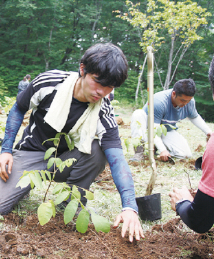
[131,79,212,162]
[0,43,144,242]
[17,74,31,94]
[169,56,214,233]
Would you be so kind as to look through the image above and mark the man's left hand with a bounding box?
[113,210,144,242]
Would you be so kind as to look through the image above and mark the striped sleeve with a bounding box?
[96,98,122,151]
[17,70,71,111]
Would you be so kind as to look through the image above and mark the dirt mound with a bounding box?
[0,214,214,258]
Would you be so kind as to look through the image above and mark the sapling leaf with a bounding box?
[64,199,79,224]
[90,210,110,233]
[30,180,35,189]
[54,190,70,205]
[58,161,66,173]
[124,138,130,152]
[55,158,62,167]
[156,126,162,137]
[63,182,72,191]
[38,201,53,226]
[50,200,56,218]
[136,120,142,128]
[84,190,94,200]
[42,138,58,144]
[76,208,90,233]
[65,158,76,168]
[45,170,52,181]
[47,157,55,169]
[54,133,62,146]
[52,184,64,194]
[16,175,31,189]
[40,170,47,183]
[29,171,43,189]
[72,185,81,200]
[44,147,56,160]
[65,135,74,151]
[22,170,30,177]
[161,124,167,136]
[132,137,142,148]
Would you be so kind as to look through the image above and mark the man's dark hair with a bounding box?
[80,43,128,88]
[173,79,196,97]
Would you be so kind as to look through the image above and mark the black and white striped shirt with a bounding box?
[15,70,121,154]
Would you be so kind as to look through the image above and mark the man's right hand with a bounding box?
[0,152,13,182]
[160,150,171,161]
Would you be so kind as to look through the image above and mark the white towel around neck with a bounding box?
[44,71,102,154]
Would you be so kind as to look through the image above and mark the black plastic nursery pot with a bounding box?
[136,193,162,221]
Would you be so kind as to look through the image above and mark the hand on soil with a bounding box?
[113,210,145,242]
[160,150,171,161]
[169,186,194,211]
[0,152,13,182]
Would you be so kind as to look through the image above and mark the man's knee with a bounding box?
[0,197,14,215]
[90,139,106,169]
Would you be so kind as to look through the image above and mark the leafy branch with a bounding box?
[16,133,110,234]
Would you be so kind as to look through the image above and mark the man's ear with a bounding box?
[172,91,176,98]
[79,63,85,77]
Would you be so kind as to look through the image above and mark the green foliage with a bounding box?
[123,123,167,154]
[38,200,56,226]
[119,0,210,53]
[116,0,211,90]
[155,124,167,137]
[90,210,111,233]
[1,96,16,115]
[16,133,110,234]
[0,0,213,116]
[76,209,90,233]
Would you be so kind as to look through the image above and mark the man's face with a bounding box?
[79,64,113,103]
[171,91,193,108]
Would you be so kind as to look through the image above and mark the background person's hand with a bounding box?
[0,152,13,182]
[113,210,144,242]
[206,132,212,142]
[169,186,194,211]
[160,150,171,162]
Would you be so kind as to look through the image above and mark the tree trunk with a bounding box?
[154,56,163,89]
[164,34,175,90]
[135,55,147,103]
[169,46,188,86]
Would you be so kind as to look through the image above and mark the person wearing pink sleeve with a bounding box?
[198,133,214,197]
[169,56,214,233]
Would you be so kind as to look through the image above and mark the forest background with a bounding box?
[0,0,214,121]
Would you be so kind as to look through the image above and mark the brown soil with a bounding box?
[0,214,214,258]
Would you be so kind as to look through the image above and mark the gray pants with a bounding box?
[0,140,106,215]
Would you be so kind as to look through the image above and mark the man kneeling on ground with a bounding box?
[131,79,212,162]
[0,43,144,242]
